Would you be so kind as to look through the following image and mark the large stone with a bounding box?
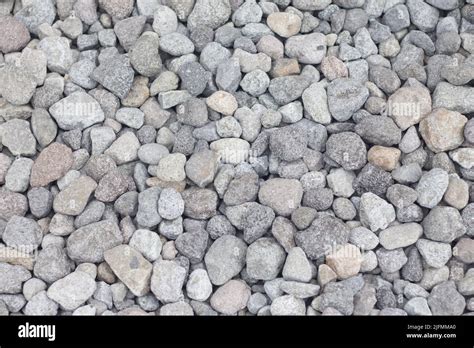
[326,244,362,280]
[359,193,396,232]
[285,33,327,64]
[30,143,73,187]
[182,188,218,220]
[267,12,302,38]
[0,263,31,294]
[188,0,231,30]
[105,245,153,297]
[0,16,30,53]
[387,86,432,131]
[379,223,423,250]
[327,78,369,122]
[210,279,250,315]
[258,179,303,217]
[427,281,466,315]
[47,271,96,311]
[422,206,466,243]
[0,119,36,156]
[3,216,42,253]
[150,260,187,303]
[302,82,331,125]
[91,53,134,99]
[415,168,449,209]
[53,176,97,216]
[67,220,123,263]
[49,92,105,131]
[204,235,247,285]
[419,108,468,153]
[246,238,286,281]
[295,215,350,260]
[226,202,275,243]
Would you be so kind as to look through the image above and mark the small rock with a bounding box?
[325,132,367,170]
[186,269,213,301]
[30,143,73,187]
[67,220,123,263]
[204,235,247,286]
[271,295,306,315]
[267,12,302,38]
[327,78,369,122]
[423,206,466,243]
[285,33,327,64]
[92,53,134,99]
[0,263,31,294]
[47,271,96,311]
[246,238,286,281]
[53,176,97,216]
[379,223,423,250]
[419,108,468,153]
[359,193,396,232]
[104,132,141,165]
[160,32,195,56]
[376,248,408,273]
[151,260,187,303]
[3,216,42,253]
[258,178,303,217]
[0,16,30,53]
[49,92,105,131]
[453,238,474,264]
[185,150,219,188]
[0,119,37,156]
[206,91,238,115]
[302,82,331,125]
[295,215,350,260]
[416,168,449,208]
[326,244,362,279]
[416,239,452,268]
[428,281,466,315]
[105,245,153,297]
[282,247,313,283]
[210,279,250,315]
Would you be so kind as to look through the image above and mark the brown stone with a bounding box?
[419,108,467,153]
[321,56,348,81]
[0,16,30,54]
[453,238,474,264]
[326,244,362,280]
[104,245,153,296]
[267,12,302,38]
[30,143,74,187]
[367,145,401,171]
[387,86,432,130]
[0,189,28,220]
[270,58,301,78]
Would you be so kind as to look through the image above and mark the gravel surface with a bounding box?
[0,0,473,316]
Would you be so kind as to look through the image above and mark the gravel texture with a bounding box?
[0,0,472,317]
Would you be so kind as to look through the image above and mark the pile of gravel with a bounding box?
[0,0,473,316]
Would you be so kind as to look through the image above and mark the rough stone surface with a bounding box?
[0,0,471,319]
